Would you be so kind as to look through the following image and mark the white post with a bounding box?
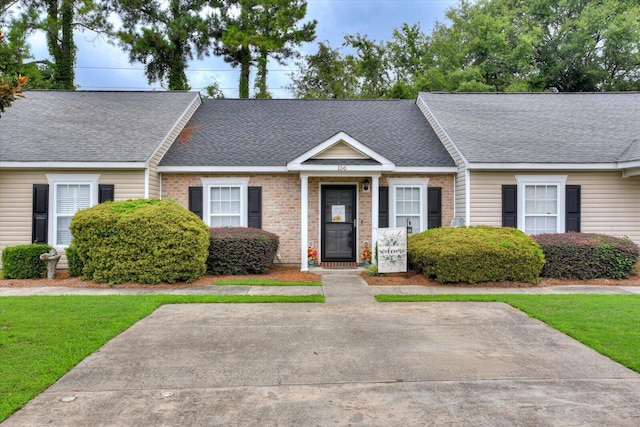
[300,174,309,271]
[371,174,380,265]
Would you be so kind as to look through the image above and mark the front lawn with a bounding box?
[376,294,640,373]
[0,294,323,421]
[213,278,322,286]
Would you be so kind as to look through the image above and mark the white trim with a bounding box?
[200,177,250,227]
[371,175,380,265]
[1,162,145,169]
[144,168,150,199]
[416,94,470,169]
[515,175,568,235]
[145,93,201,168]
[289,163,395,172]
[622,167,640,178]
[392,166,458,173]
[46,173,100,250]
[300,175,309,271]
[157,166,289,173]
[287,131,395,171]
[387,178,429,234]
[468,162,621,170]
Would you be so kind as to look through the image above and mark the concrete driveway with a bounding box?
[4,301,640,426]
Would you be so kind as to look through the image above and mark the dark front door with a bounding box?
[321,185,356,262]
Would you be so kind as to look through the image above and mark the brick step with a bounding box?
[320,262,358,269]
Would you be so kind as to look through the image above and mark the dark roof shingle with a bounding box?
[159,99,455,168]
[419,92,640,164]
[1,91,199,163]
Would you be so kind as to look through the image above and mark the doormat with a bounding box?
[320,262,358,269]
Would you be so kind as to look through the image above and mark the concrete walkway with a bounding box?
[3,271,640,426]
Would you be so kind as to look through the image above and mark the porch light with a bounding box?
[363,178,370,191]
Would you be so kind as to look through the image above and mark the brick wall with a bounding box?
[161,173,455,266]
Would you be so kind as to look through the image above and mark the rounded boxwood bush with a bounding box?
[208,227,279,275]
[534,232,640,279]
[70,199,209,284]
[1,243,53,279]
[408,226,545,284]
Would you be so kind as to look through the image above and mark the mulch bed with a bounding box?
[1,265,639,289]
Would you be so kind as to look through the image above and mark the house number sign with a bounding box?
[337,165,347,171]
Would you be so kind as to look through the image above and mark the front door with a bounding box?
[321,185,356,262]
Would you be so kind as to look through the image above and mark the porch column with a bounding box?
[300,174,309,271]
[371,174,380,265]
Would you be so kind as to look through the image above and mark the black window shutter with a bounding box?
[565,185,581,232]
[32,184,49,244]
[378,186,389,228]
[502,185,518,228]
[427,187,442,229]
[98,184,114,203]
[188,186,203,219]
[248,186,262,229]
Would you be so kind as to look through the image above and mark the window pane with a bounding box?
[57,216,72,245]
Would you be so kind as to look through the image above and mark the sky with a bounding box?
[21,0,458,98]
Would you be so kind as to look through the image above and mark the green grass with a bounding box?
[213,278,322,286]
[376,294,640,373]
[0,294,323,421]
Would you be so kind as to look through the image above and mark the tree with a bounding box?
[288,41,359,98]
[12,0,111,89]
[0,30,28,117]
[343,33,389,98]
[109,0,215,90]
[212,0,315,98]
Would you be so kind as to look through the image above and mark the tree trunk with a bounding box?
[238,46,251,98]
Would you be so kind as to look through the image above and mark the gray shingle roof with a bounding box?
[419,92,640,164]
[159,99,455,168]
[619,139,640,163]
[1,91,200,163]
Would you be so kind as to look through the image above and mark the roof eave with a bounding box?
[0,161,147,169]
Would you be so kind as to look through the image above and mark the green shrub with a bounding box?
[1,244,53,279]
[70,199,209,284]
[534,233,640,279]
[65,245,83,277]
[207,227,279,275]
[408,226,545,284]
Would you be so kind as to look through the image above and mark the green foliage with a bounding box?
[408,226,545,284]
[207,227,279,275]
[110,0,212,90]
[534,233,640,279]
[69,199,209,284]
[365,263,380,276]
[213,0,316,98]
[1,243,52,279]
[64,245,83,277]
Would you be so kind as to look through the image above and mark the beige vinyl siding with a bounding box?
[147,95,202,198]
[316,142,368,159]
[469,170,640,244]
[416,96,467,223]
[0,169,146,270]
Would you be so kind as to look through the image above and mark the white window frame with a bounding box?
[516,175,568,235]
[201,177,250,227]
[387,178,429,234]
[46,174,100,249]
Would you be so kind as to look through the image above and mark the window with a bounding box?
[47,174,99,247]
[201,178,249,227]
[516,175,567,235]
[387,178,428,235]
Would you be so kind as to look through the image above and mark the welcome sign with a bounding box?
[377,227,407,273]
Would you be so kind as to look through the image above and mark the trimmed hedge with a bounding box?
[70,199,209,284]
[408,226,545,284]
[534,233,640,279]
[65,245,83,278]
[207,227,279,275]
[1,244,53,279]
